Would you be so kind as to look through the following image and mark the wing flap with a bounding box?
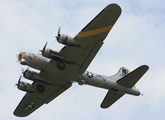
[78,40,103,73]
[117,65,149,88]
[44,82,72,104]
[101,90,124,108]
[14,82,72,117]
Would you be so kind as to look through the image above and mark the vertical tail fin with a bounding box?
[109,67,130,81]
[118,67,130,76]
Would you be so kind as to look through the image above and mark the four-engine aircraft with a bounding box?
[14,4,149,117]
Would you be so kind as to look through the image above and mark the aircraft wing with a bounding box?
[60,4,121,74]
[14,81,72,117]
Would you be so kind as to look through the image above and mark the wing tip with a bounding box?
[100,104,109,109]
[140,65,149,71]
[13,109,30,117]
[106,3,122,14]
[13,113,28,117]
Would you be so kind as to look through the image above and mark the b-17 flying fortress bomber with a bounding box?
[14,4,149,117]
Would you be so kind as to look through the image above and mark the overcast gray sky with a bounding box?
[0,0,165,119]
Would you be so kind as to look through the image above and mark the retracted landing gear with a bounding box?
[57,61,66,70]
[113,91,117,95]
[37,84,45,93]
[78,79,85,85]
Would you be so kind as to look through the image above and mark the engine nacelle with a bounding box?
[23,70,45,82]
[42,48,62,60]
[41,48,51,58]
[17,81,38,93]
[57,34,79,46]
[41,46,74,64]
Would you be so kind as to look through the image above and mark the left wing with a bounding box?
[14,82,71,117]
[60,4,121,74]
[101,90,124,108]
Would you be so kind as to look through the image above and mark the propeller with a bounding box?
[22,68,29,77]
[55,27,61,41]
[40,42,48,54]
[15,68,29,88]
[16,75,22,87]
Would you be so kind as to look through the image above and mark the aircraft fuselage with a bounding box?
[17,52,140,96]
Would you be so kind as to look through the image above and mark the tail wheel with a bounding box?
[57,61,65,70]
[111,88,118,95]
[37,84,45,93]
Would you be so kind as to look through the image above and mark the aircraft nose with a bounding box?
[16,52,25,61]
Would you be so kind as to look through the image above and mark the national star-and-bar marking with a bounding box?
[25,103,35,110]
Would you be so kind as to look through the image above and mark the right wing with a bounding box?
[101,90,124,108]
[14,81,72,117]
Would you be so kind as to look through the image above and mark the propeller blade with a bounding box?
[22,67,29,76]
[43,42,48,51]
[40,42,48,54]
[56,27,61,41]
[18,75,21,83]
[58,27,61,36]
[16,75,22,87]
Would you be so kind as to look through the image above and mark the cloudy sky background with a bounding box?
[0,0,165,119]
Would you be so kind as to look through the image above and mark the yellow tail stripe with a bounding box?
[76,25,113,38]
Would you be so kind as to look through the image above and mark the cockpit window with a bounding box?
[28,56,32,60]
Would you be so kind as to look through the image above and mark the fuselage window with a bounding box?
[28,56,32,60]
[122,69,127,75]
[103,77,106,81]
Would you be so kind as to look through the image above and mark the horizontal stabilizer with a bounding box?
[101,65,148,108]
[101,90,124,108]
[117,65,149,88]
